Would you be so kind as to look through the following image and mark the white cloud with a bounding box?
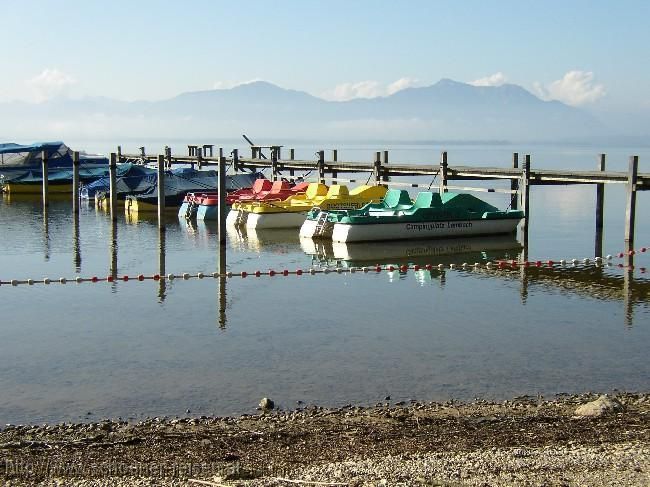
[469,72,507,87]
[322,78,419,101]
[532,70,605,106]
[26,68,76,102]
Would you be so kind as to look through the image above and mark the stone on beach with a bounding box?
[574,395,623,417]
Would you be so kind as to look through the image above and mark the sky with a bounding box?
[1,0,649,118]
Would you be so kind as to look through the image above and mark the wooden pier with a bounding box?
[114,145,648,257]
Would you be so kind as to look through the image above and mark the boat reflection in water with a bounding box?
[223,226,303,254]
[301,235,523,268]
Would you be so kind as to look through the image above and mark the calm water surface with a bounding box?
[0,143,648,424]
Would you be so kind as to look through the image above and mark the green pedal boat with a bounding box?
[299,189,524,243]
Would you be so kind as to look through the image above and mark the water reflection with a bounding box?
[42,205,50,261]
[218,243,227,329]
[301,235,523,268]
[72,211,81,272]
[109,218,118,292]
[158,228,166,302]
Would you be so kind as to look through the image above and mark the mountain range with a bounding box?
[0,79,613,142]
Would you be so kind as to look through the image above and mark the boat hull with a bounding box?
[226,209,245,227]
[245,211,308,229]
[197,204,219,220]
[299,218,335,239]
[331,218,520,243]
[2,182,73,194]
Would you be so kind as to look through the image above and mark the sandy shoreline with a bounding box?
[1,392,649,486]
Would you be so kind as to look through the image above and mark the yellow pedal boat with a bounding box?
[228,183,387,229]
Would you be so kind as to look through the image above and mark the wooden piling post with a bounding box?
[520,154,531,243]
[218,154,227,245]
[624,155,639,251]
[510,153,519,210]
[197,147,203,170]
[165,146,172,169]
[289,149,295,179]
[41,150,49,206]
[157,154,165,229]
[439,151,448,193]
[373,152,382,185]
[595,154,606,257]
[117,145,122,163]
[109,152,117,220]
[251,146,257,159]
[382,150,389,182]
[318,150,325,184]
[139,146,146,157]
[271,147,279,181]
[232,149,239,173]
[72,151,80,213]
[331,150,338,181]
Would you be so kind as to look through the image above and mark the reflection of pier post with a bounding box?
[158,228,166,302]
[110,218,118,281]
[520,228,529,304]
[595,154,606,257]
[218,243,227,329]
[42,206,50,261]
[73,210,81,272]
[623,255,634,328]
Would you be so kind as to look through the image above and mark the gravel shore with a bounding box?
[1,392,648,486]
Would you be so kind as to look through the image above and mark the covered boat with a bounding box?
[124,170,263,214]
[229,183,387,230]
[0,142,108,193]
[303,189,524,243]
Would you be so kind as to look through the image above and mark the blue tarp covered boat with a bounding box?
[0,141,108,193]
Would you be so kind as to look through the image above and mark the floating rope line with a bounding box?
[0,249,646,287]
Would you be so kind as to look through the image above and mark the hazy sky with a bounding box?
[1,0,648,115]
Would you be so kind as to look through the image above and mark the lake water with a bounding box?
[0,142,649,424]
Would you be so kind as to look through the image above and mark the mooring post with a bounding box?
[117,145,122,163]
[382,150,389,182]
[232,149,239,173]
[439,151,448,193]
[271,147,279,181]
[511,153,519,210]
[520,154,531,245]
[318,150,325,184]
[595,153,606,257]
[139,146,146,157]
[219,147,224,160]
[251,146,257,159]
[41,150,49,206]
[197,147,203,170]
[72,151,80,213]
[624,155,639,254]
[109,152,117,220]
[373,151,382,185]
[218,154,227,246]
[157,154,165,229]
[289,148,295,179]
[165,146,172,169]
[331,150,338,181]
